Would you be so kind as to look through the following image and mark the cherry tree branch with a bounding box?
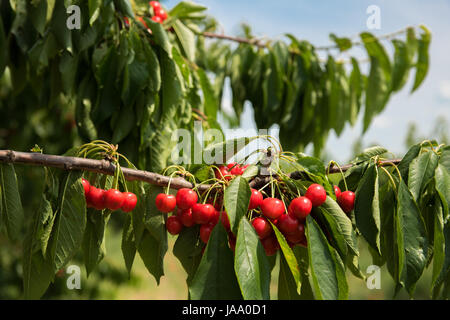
[0,150,401,191]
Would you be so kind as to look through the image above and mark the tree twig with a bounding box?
[0,150,401,191]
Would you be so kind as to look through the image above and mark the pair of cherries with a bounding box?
[81,178,137,212]
[215,162,249,181]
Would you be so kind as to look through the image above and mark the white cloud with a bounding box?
[372,115,393,129]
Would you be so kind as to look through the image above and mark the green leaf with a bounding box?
[360,32,391,75]
[296,156,326,177]
[189,223,243,300]
[396,180,428,295]
[88,0,101,25]
[398,143,421,182]
[111,105,135,144]
[224,176,251,235]
[139,186,168,284]
[197,68,219,121]
[391,39,410,92]
[412,25,431,92]
[234,217,271,300]
[435,164,450,218]
[173,225,202,285]
[121,213,136,277]
[271,223,301,293]
[306,215,348,300]
[49,0,72,52]
[137,230,166,284]
[278,246,315,299]
[431,198,445,292]
[321,197,359,256]
[23,195,55,299]
[363,57,390,133]
[353,146,388,164]
[113,0,135,18]
[168,1,207,20]
[408,150,439,202]
[48,173,87,271]
[0,164,24,241]
[146,18,172,57]
[160,51,184,119]
[82,209,107,276]
[329,33,352,52]
[173,20,195,61]
[355,164,381,253]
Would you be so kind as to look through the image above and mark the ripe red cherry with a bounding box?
[288,196,312,221]
[149,1,161,9]
[338,191,355,213]
[192,203,216,224]
[154,8,168,20]
[151,15,162,23]
[176,188,198,209]
[284,224,306,244]
[215,166,232,181]
[278,214,300,235]
[177,208,195,227]
[81,178,90,195]
[334,185,342,199]
[155,193,176,213]
[227,162,237,170]
[228,233,236,251]
[104,189,125,211]
[230,165,243,176]
[305,184,327,207]
[89,187,106,210]
[248,189,263,210]
[200,223,214,243]
[261,235,279,256]
[209,209,220,225]
[166,215,183,235]
[220,211,231,231]
[260,198,285,219]
[252,217,273,239]
[121,192,138,212]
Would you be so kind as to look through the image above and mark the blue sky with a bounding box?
[165,0,450,162]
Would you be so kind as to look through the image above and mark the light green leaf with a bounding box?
[48,173,87,271]
[408,150,439,202]
[224,176,251,235]
[306,215,348,300]
[412,25,431,92]
[234,217,271,300]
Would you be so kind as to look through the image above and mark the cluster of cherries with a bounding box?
[148,1,168,23]
[214,163,249,181]
[156,165,356,256]
[81,178,138,212]
[124,1,168,29]
[155,188,229,246]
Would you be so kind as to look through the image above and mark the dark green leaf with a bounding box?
[396,180,428,295]
[189,223,242,300]
[121,213,136,277]
[355,164,381,252]
[0,164,24,241]
[173,225,202,285]
[412,25,431,92]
